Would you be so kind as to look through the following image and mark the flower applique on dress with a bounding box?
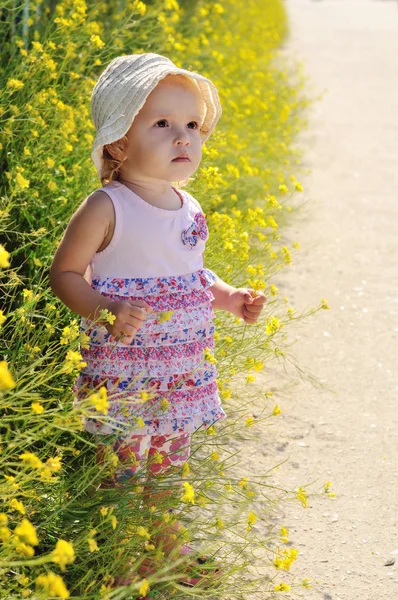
[181,212,209,249]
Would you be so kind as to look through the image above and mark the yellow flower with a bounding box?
[31,402,44,414]
[16,173,30,189]
[20,452,43,470]
[245,416,255,427]
[272,404,282,416]
[60,322,80,345]
[7,78,24,90]
[0,361,16,391]
[63,350,87,373]
[248,511,257,526]
[321,297,330,310]
[278,184,288,194]
[90,34,105,48]
[0,244,10,268]
[99,308,116,324]
[215,517,224,529]
[0,513,8,525]
[15,519,39,546]
[100,506,109,516]
[51,539,75,572]
[137,526,150,539]
[295,181,303,192]
[47,157,55,168]
[181,482,195,504]
[90,387,108,415]
[46,456,62,472]
[158,310,173,323]
[111,515,117,529]
[16,543,35,557]
[211,451,219,460]
[302,577,312,588]
[265,316,283,335]
[296,486,308,508]
[246,375,255,383]
[274,582,291,591]
[324,481,332,493]
[36,572,70,599]
[181,462,190,478]
[203,347,217,364]
[160,398,170,412]
[10,499,25,514]
[138,579,150,597]
[88,538,99,552]
[280,526,289,542]
[0,526,11,541]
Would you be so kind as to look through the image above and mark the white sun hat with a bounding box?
[90,52,222,179]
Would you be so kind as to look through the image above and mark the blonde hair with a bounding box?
[100,74,202,188]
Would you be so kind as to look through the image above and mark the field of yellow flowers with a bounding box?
[0,0,330,598]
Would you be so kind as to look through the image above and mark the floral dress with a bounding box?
[73,180,226,437]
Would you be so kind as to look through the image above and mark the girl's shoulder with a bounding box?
[181,189,203,213]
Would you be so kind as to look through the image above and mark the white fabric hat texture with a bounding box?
[90,52,222,179]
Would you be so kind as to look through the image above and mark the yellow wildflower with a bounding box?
[100,506,109,516]
[88,538,99,552]
[296,486,308,508]
[203,347,217,363]
[245,416,255,427]
[36,572,70,599]
[15,518,39,546]
[31,402,44,414]
[138,579,150,597]
[181,482,195,504]
[321,298,330,310]
[10,499,25,514]
[181,462,190,478]
[20,452,43,470]
[0,361,16,391]
[90,387,108,415]
[16,173,30,189]
[0,244,10,268]
[46,456,62,472]
[51,539,75,572]
[111,515,117,529]
[60,322,80,345]
[99,308,116,324]
[137,526,150,539]
[272,404,282,416]
[16,543,35,557]
[302,577,312,588]
[63,350,87,373]
[7,78,24,90]
[158,310,173,323]
[211,451,219,460]
[274,582,291,591]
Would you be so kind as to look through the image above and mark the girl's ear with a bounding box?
[105,139,127,160]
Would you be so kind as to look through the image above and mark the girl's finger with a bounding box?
[243,308,258,324]
[244,303,263,314]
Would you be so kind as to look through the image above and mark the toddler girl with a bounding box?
[50,52,266,588]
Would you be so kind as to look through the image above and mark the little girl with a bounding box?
[50,52,266,588]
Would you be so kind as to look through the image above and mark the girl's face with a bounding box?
[119,76,203,184]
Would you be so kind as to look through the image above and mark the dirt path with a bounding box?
[245,1,398,598]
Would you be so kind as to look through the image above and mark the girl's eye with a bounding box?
[155,120,199,129]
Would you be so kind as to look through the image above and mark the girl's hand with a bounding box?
[228,288,267,324]
[105,300,153,344]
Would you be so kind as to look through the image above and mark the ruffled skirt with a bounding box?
[73,268,227,437]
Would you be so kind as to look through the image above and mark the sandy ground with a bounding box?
[238,1,398,598]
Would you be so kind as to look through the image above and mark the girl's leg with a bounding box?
[95,433,152,488]
[144,432,191,555]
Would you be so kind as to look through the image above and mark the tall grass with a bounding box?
[0,0,332,598]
